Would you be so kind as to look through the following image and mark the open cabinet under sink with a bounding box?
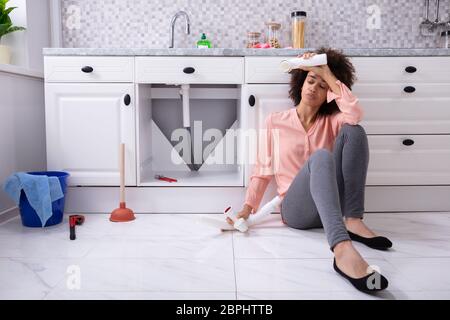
[136,83,245,186]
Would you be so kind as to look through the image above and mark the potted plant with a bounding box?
[0,0,26,64]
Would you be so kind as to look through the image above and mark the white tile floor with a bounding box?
[1,212,450,300]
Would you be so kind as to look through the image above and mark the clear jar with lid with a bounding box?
[440,30,450,48]
[246,32,261,48]
[265,22,281,48]
[291,11,306,48]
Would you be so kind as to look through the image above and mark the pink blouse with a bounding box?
[245,80,364,211]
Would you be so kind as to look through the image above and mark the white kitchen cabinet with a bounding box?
[134,57,246,187]
[350,57,450,83]
[43,54,450,213]
[243,84,293,187]
[44,56,134,82]
[243,78,450,186]
[367,135,450,185]
[44,83,136,186]
[245,57,292,84]
[354,83,450,134]
[135,57,244,84]
[136,85,244,187]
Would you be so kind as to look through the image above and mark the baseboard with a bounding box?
[0,207,19,224]
[64,185,450,214]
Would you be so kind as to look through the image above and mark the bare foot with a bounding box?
[334,240,370,279]
[345,217,377,238]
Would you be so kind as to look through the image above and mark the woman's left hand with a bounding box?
[297,52,332,78]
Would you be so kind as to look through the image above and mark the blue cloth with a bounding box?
[2,172,64,227]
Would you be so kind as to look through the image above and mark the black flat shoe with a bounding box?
[348,230,393,250]
[333,258,389,292]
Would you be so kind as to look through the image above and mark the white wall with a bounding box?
[25,0,51,71]
[0,72,46,213]
[0,0,51,214]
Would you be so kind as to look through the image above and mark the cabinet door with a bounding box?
[367,135,450,185]
[243,84,293,186]
[45,83,136,186]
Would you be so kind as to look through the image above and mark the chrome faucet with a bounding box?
[169,11,191,48]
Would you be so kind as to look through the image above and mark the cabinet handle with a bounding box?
[402,139,415,146]
[248,95,256,107]
[124,94,131,106]
[81,66,94,73]
[183,67,195,74]
[405,66,417,73]
[404,86,416,93]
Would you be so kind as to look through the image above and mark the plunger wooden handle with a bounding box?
[119,143,125,203]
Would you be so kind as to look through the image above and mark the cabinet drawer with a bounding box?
[353,83,450,98]
[360,97,450,134]
[44,56,134,82]
[246,56,450,84]
[354,83,450,134]
[245,57,292,83]
[351,57,450,83]
[367,135,450,185]
[135,57,244,84]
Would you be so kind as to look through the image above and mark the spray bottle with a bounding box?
[280,53,327,73]
[224,196,282,232]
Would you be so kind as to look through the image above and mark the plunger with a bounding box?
[110,143,135,222]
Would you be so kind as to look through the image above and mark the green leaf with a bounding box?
[0,22,11,36]
[0,23,24,39]
[2,25,25,38]
[6,25,25,33]
[0,0,8,12]
[0,13,12,25]
[4,7,17,16]
[0,0,25,38]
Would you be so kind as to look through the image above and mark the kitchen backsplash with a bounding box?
[61,0,449,48]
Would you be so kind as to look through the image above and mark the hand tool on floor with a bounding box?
[110,143,135,222]
[69,215,85,240]
[155,174,178,183]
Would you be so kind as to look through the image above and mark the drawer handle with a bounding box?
[402,139,415,146]
[405,66,417,73]
[183,67,195,74]
[81,66,94,73]
[124,94,131,106]
[404,86,416,93]
[249,95,256,107]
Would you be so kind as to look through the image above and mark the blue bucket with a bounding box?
[18,171,70,227]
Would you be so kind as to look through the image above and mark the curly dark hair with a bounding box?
[288,47,357,116]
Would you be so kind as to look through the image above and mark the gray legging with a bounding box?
[280,124,370,250]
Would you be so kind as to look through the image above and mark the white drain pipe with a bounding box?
[179,84,199,171]
[180,84,190,128]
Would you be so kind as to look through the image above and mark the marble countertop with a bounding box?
[43,47,450,57]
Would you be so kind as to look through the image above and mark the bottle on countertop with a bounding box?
[246,32,261,48]
[265,22,281,48]
[197,33,212,48]
[291,11,307,48]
